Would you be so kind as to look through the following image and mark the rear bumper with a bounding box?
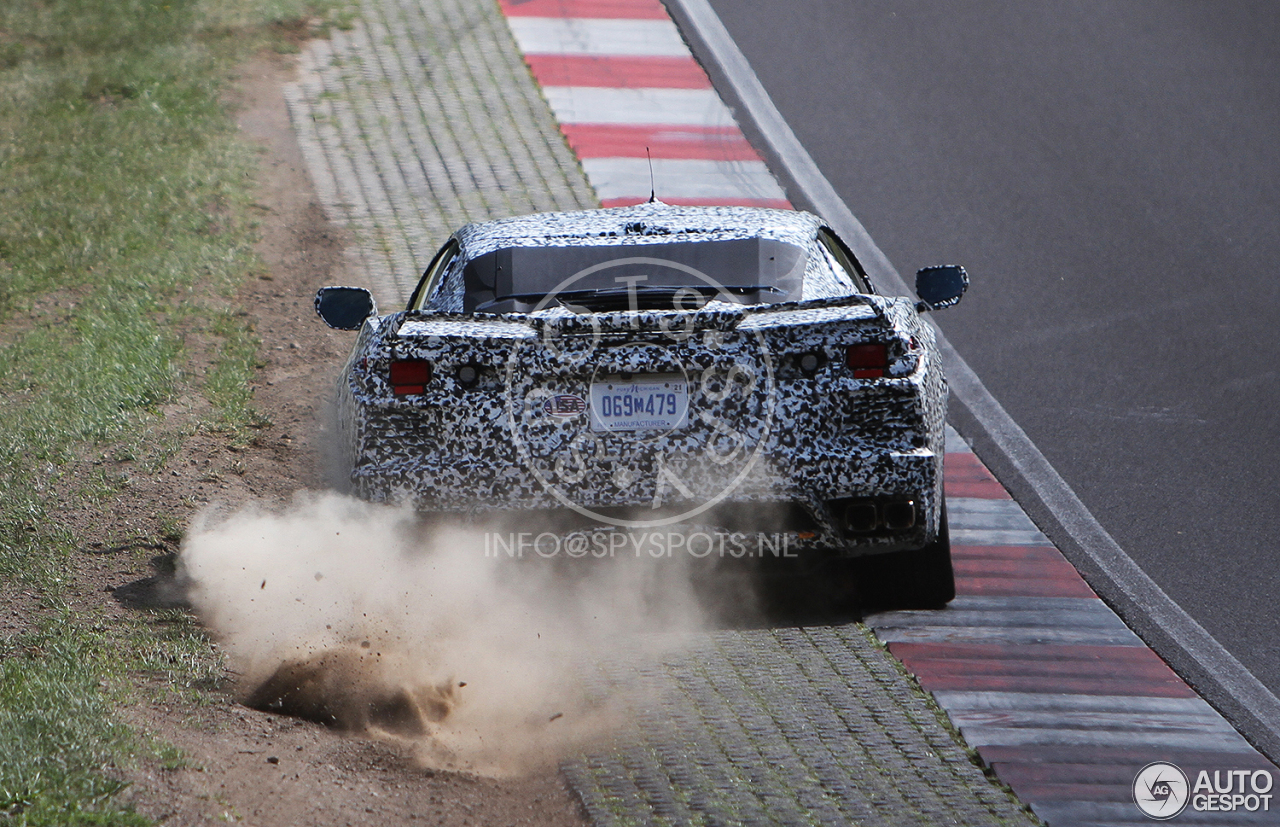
[351,448,942,561]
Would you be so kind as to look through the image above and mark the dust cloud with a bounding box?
[179,492,728,774]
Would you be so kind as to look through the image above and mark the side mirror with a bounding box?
[315,286,377,330]
[915,265,968,312]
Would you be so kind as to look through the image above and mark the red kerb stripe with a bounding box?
[601,196,793,209]
[946,479,1012,499]
[888,642,1165,663]
[500,0,670,19]
[525,55,710,89]
[950,544,1095,597]
[956,575,1097,598]
[992,762,1174,786]
[995,782,1131,803]
[954,558,1082,578]
[951,545,1072,562]
[978,745,1279,768]
[909,674,1196,697]
[898,657,1182,683]
[562,124,760,160]
[945,451,1010,498]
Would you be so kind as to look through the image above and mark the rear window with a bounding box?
[461,238,807,313]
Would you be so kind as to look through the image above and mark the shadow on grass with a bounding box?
[110,553,191,611]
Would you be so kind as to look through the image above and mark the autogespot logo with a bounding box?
[1134,762,1190,820]
[503,255,777,530]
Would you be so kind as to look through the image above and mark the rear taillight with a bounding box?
[389,359,431,395]
[846,343,888,378]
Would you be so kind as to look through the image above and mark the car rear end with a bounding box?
[336,292,945,562]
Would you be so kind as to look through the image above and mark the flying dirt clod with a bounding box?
[246,645,457,737]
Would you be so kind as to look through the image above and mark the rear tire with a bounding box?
[855,499,955,611]
[753,556,862,624]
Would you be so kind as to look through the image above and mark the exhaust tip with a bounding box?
[844,503,878,533]
[883,500,917,530]
[833,496,920,535]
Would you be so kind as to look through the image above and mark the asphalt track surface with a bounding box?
[706,0,1280,694]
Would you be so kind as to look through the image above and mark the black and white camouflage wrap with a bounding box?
[325,204,949,559]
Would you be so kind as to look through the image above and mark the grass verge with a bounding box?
[0,0,345,821]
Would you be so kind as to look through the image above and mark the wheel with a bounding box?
[855,498,955,611]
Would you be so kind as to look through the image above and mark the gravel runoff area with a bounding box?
[280,0,1037,823]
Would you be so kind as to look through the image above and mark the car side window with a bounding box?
[407,240,460,310]
[817,228,874,294]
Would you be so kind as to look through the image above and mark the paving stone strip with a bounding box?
[568,623,1033,826]
[284,0,597,305]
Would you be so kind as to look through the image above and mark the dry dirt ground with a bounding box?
[71,51,588,827]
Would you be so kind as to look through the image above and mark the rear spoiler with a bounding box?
[389,293,889,339]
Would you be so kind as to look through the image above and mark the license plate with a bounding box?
[589,374,689,432]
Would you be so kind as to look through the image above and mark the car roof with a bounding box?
[451,201,824,259]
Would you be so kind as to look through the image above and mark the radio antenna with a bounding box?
[646,146,656,203]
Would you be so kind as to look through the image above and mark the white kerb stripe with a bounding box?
[931,691,1220,714]
[582,157,786,201]
[542,86,736,128]
[944,424,972,453]
[506,17,690,57]
[951,528,1053,546]
[948,497,1046,532]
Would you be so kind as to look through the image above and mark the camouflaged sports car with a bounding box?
[315,202,967,608]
